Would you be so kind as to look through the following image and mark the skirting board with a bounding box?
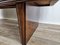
[1,18,60,25]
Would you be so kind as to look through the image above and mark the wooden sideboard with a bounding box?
[27,0,58,6]
[0,0,58,45]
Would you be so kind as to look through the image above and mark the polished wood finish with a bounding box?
[26,21,38,42]
[27,0,58,6]
[27,0,50,6]
[16,3,26,45]
[0,0,58,45]
[0,0,58,8]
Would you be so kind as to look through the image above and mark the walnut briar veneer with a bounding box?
[0,0,58,45]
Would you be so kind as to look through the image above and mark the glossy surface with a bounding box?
[0,0,58,8]
[27,0,58,6]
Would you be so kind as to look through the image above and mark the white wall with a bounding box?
[27,0,60,25]
[0,0,60,25]
[2,8,17,20]
[0,9,4,19]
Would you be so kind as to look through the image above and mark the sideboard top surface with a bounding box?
[0,0,58,8]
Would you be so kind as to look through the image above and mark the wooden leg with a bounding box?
[16,2,26,45]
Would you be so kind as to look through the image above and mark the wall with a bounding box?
[0,9,3,19]
[0,0,60,25]
[2,8,17,20]
[38,0,60,25]
[27,0,60,25]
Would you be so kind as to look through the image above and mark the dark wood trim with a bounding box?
[16,2,26,45]
[0,0,58,9]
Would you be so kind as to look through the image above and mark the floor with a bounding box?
[0,19,60,45]
[0,19,20,45]
[0,19,38,45]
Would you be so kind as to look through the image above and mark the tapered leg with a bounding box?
[16,2,26,45]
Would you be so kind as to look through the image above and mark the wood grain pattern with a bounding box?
[26,21,38,43]
[27,0,58,6]
[16,3,26,45]
[0,0,58,8]
[16,2,38,45]
[27,0,50,6]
